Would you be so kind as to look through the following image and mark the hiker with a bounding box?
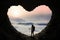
[31,24,35,37]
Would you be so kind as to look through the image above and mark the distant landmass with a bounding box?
[18,22,47,25]
[18,23,33,25]
[36,23,47,25]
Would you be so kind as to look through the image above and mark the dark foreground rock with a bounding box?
[0,0,59,40]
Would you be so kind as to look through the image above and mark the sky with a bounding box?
[7,5,52,23]
[7,5,52,35]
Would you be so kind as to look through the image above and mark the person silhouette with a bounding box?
[31,24,35,37]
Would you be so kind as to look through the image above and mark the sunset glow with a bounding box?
[7,5,29,18]
[7,5,52,19]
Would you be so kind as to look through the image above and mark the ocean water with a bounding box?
[12,24,46,36]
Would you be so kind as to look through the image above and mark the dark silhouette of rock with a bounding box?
[0,0,58,40]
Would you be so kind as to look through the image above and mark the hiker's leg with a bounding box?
[31,32,33,37]
[31,32,32,36]
[32,32,34,37]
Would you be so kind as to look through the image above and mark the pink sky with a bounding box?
[30,5,52,14]
[7,5,52,19]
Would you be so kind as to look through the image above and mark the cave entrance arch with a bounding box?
[7,5,52,36]
[0,0,57,40]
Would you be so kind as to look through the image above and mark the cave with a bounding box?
[0,0,58,40]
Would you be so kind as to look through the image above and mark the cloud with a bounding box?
[8,5,52,23]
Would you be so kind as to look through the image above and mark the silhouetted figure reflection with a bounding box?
[31,24,35,37]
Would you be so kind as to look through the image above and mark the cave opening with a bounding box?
[7,5,52,36]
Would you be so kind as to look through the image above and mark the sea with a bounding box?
[12,24,46,36]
